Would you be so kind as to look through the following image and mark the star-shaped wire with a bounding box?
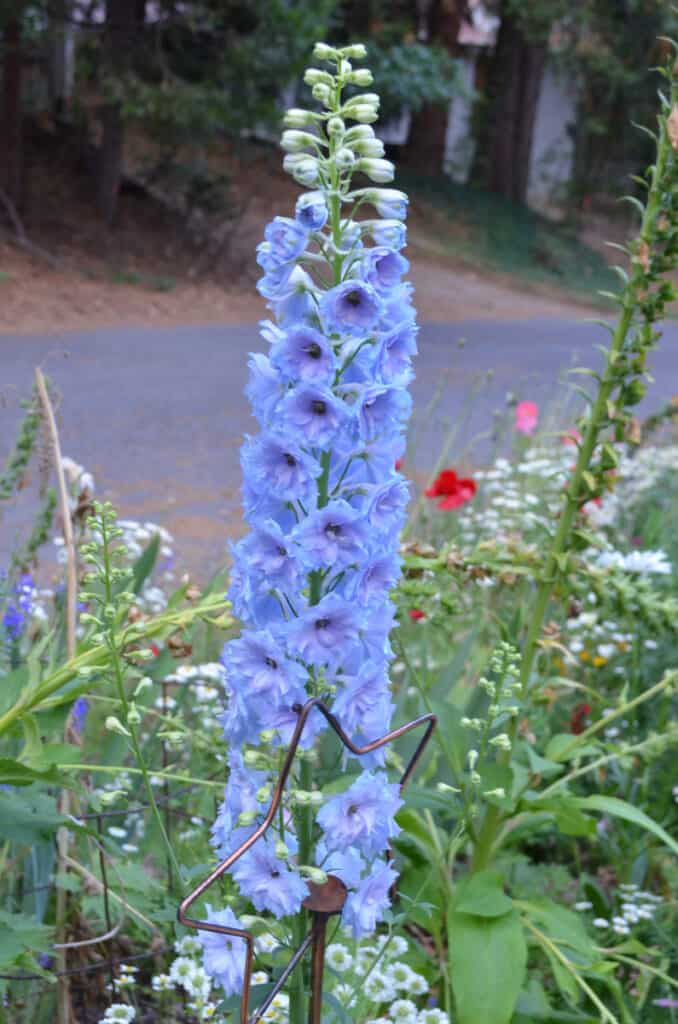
[178,696,436,1024]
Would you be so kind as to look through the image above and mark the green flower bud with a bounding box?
[484,788,506,799]
[105,715,131,737]
[304,68,333,87]
[237,810,258,827]
[327,116,345,137]
[299,866,328,885]
[342,43,367,60]
[281,129,319,153]
[313,42,335,61]
[275,840,290,859]
[489,733,511,751]
[284,108,315,128]
[312,82,332,105]
[259,729,276,743]
[133,676,153,696]
[335,146,355,170]
[353,137,385,158]
[256,785,272,803]
[348,69,373,86]
[356,158,394,182]
[436,782,461,794]
[127,702,141,726]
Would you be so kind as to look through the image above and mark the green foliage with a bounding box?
[363,39,466,123]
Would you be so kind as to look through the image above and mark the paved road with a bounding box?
[1,320,676,577]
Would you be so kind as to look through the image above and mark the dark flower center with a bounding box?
[307,342,322,359]
[315,617,331,630]
[325,523,342,537]
[348,804,358,816]
[345,289,362,307]
[276,545,287,557]
[265,656,278,669]
[271,869,280,878]
[284,453,297,466]
[311,400,327,415]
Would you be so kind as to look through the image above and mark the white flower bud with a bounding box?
[467,749,479,771]
[339,59,352,75]
[471,771,482,785]
[356,157,394,183]
[99,789,126,805]
[308,791,323,807]
[134,676,153,696]
[259,729,276,743]
[312,82,332,105]
[436,782,461,794]
[256,785,272,803]
[348,69,373,86]
[345,124,375,142]
[291,789,312,805]
[359,93,380,108]
[283,154,319,186]
[313,42,335,61]
[489,733,512,751]
[327,116,345,137]
[353,137,385,158]
[284,108,315,128]
[484,788,506,799]
[335,146,355,170]
[304,68,333,86]
[275,840,289,859]
[346,104,378,124]
[342,43,367,59]
[281,129,318,153]
[105,715,131,737]
[299,866,329,885]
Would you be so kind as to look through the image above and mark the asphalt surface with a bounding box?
[2,320,676,578]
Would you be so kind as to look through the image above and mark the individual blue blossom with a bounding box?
[2,573,35,641]
[264,216,309,263]
[316,840,365,889]
[371,188,408,220]
[292,500,368,569]
[332,663,394,763]
[71,698,89,737]
[362,248,409,294]
[353,553,402,605]
[198,905,247,996]
[367,219,407,250]
[317,771,402,855]
[241,434,318,504]
[357,385,413,442]
[287,592,362,665]
[295,190,328,231]
[232,838,308,918]
[246,353,285,423]
[320,280,383,337]
[223,630,306,706]
[281,384,350,447]
[342,861,398,938]
[211,751,270,857]
[270,325,336,384]
[237,520,302,590]
[367,477,410,532]
[378,321,418,382]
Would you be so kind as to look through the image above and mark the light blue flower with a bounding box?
[320,280,383,337]
[264,216,309,262]
[271,325,335,384]
[241,434,318,504]
[287,591,362,665]
[232,838,309,918]
[199,904,247,995]
[281,384,350,447]
[317,770,402,855]
[342,861,397,937]
[362,247,409,293]
[296,190,328,231]
[292,499,368,569]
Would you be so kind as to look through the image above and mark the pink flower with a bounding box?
[515,400,539,435]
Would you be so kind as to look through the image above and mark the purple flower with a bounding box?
[317,770,402,855]
[367,477,410,532]
[332,663,394,763]
[238,520,301,590]
[288,592,362,665]
[362,248,409,293]
[199,904,247,996]
[293,500,367,569]
[241,434,317,505]
[281,385,349,447]
[296,190,328,231]
[264,216,309,263]
[378,320,418,382]
[232,838,308,918]
[271,325,335,384]
[654,999,678,1008]
[354,553,402,605]
[71,698,89,737]
[320,280,383,337]
[343,861,397,937]
[357,385,412,442]
[223,630,306,705]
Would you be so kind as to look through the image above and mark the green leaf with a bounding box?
[132,533,161,594]
[454,870,514,918]
[571,795,678,855]
[0,758,65,787]
[523,899,596,962]
[0,910,53,970]
[523,745,564,780]
[524,798,596,838]
[448,909,526,1024]
[0,789,65,843]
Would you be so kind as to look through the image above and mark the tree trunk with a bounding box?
[97,0,144,224]
[2,16,23,208]
[403,0,465,174]
[472,7,547,204]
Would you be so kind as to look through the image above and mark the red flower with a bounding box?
[395,458,403,471]
[409,608,425,621]
[570,702,591,735]
[149,642,161,658]
[515,400,539,435]
[425,469,476,510]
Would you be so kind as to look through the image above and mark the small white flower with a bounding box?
[252,971,269,985]
[364,971,396,1003]
[334,982,356,1007]
[254,933,280,955]
[151,973,172,992]
[387,962,415,989]
[592,918,609,928]
[174,935,202,957]
[101,1006,136,1024]
[418,1011,448,1024]
[326,943,353,972]
[169,956,196,988]
[107,826,127,839]
[573,901,593,911]
[388,936,409,958]
[389,998,418,1022]
[406,971,428,996]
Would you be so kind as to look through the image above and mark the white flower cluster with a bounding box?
[579,883,662,936]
